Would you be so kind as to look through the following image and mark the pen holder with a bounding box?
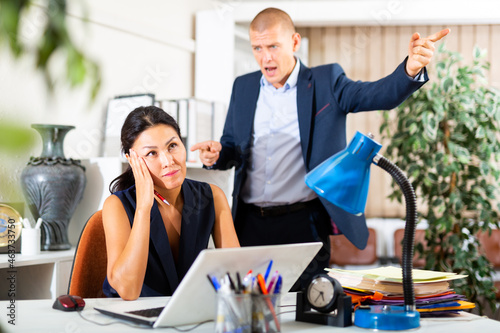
[251,294,281,333]
[215,293,252,333]
[21,228,41,255]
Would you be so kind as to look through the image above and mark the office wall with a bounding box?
[298,24,500,217]
[0,0,212,204]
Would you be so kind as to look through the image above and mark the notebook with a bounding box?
[94,242,322,328]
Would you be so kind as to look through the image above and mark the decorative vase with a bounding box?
[20,124,86,251]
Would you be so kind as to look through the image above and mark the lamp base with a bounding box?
[354,305,420,330]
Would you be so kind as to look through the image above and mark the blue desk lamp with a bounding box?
[305,131,419,330]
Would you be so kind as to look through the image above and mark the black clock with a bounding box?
[295,273,352,327]
[306,274,343,312]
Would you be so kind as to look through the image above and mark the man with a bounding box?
[191,8,449,286]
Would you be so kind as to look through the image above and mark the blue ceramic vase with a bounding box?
[20,124,86,251]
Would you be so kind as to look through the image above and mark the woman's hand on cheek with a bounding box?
[128,149,154,210]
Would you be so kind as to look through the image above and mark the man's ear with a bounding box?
[292,32,301,53]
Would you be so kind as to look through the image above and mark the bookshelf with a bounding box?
[158,97,227,164]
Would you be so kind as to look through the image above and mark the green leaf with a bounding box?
[422,112,438,140]
[428,173,438,182]
[442,77,454,93]
[408,122,418,134]
[432,198,444,207]
[480,161,490,176]
[475,126,486,139]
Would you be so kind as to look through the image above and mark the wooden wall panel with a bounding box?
[302,24,500,218]
[491,25,500,89]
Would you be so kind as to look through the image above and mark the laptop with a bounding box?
[94,242,322,328]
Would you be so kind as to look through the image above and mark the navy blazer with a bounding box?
[211,59,427,249]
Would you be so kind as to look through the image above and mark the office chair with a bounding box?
[68,210,108,298]
[393,228,427,268]
[329,228,378,267]
[478,230,500,299]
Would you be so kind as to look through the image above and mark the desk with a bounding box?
[1,294,499,333]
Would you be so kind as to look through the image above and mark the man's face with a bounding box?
[250,24,301,89]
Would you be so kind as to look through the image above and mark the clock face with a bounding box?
[307,276,335,309]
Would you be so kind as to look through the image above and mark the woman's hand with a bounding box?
[104,148,154,300]
[127,149,154,211]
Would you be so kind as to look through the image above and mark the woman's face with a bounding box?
[131,124,186,190]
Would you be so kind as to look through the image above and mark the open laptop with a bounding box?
[94,242,322,328]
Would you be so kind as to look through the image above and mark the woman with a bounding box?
[102,106,239,300]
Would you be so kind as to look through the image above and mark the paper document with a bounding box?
[326,266,467,283]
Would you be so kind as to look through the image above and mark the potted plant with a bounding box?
[380,44,500,314]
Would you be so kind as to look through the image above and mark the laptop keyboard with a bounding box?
[126,306,164,318]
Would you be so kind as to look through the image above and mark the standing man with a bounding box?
[191,8,448,287]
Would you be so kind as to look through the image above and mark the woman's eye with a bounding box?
[168,143,178,151]
[146,151,157,157]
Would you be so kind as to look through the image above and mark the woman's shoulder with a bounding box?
[102,192,127,217]
[104,185,136,209]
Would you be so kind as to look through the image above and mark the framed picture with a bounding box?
[101,93,155,157]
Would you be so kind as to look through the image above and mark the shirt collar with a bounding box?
[260,58,301,91]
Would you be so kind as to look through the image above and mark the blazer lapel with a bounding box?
[238,72,261,146]
[150,202,179,290]
[296,63,314,167]
[177,182,196,278]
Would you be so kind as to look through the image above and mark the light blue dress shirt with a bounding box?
[240,60,318,206]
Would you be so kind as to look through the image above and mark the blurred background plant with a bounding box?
[0,0,100,153]
[381,44,500,314]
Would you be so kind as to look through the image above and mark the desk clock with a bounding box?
[295,274,352,327]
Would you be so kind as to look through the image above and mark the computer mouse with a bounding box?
[52,294,85,311]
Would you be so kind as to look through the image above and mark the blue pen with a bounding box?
[209,274,221,291]
[273,275,282,294]
[264,260,273,282]
[207,274,218,291]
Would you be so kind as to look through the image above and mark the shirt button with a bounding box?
[267,181,271,185]
[268,157,272,161]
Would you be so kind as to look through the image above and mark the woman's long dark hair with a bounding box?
[109,105,181,193]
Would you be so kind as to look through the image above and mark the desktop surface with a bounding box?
[1,294,499,333]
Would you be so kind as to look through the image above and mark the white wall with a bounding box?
[0,0,213,207]
[230,0,500,26]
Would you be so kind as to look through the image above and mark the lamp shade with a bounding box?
[305,132,382,215]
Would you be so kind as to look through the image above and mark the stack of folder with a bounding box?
[326,266,475,316]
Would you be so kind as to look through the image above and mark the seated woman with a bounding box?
[102,106,240,300]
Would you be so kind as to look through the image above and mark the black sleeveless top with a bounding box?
[102,179,215,297]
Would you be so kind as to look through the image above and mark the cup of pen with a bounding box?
[251,293,281,333]
[215,293,252,333]
[21,218,41,255]
[211,267,282,333]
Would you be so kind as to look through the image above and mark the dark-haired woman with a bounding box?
[102,106,239,300]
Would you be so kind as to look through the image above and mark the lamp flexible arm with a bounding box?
[374,154,418,310]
